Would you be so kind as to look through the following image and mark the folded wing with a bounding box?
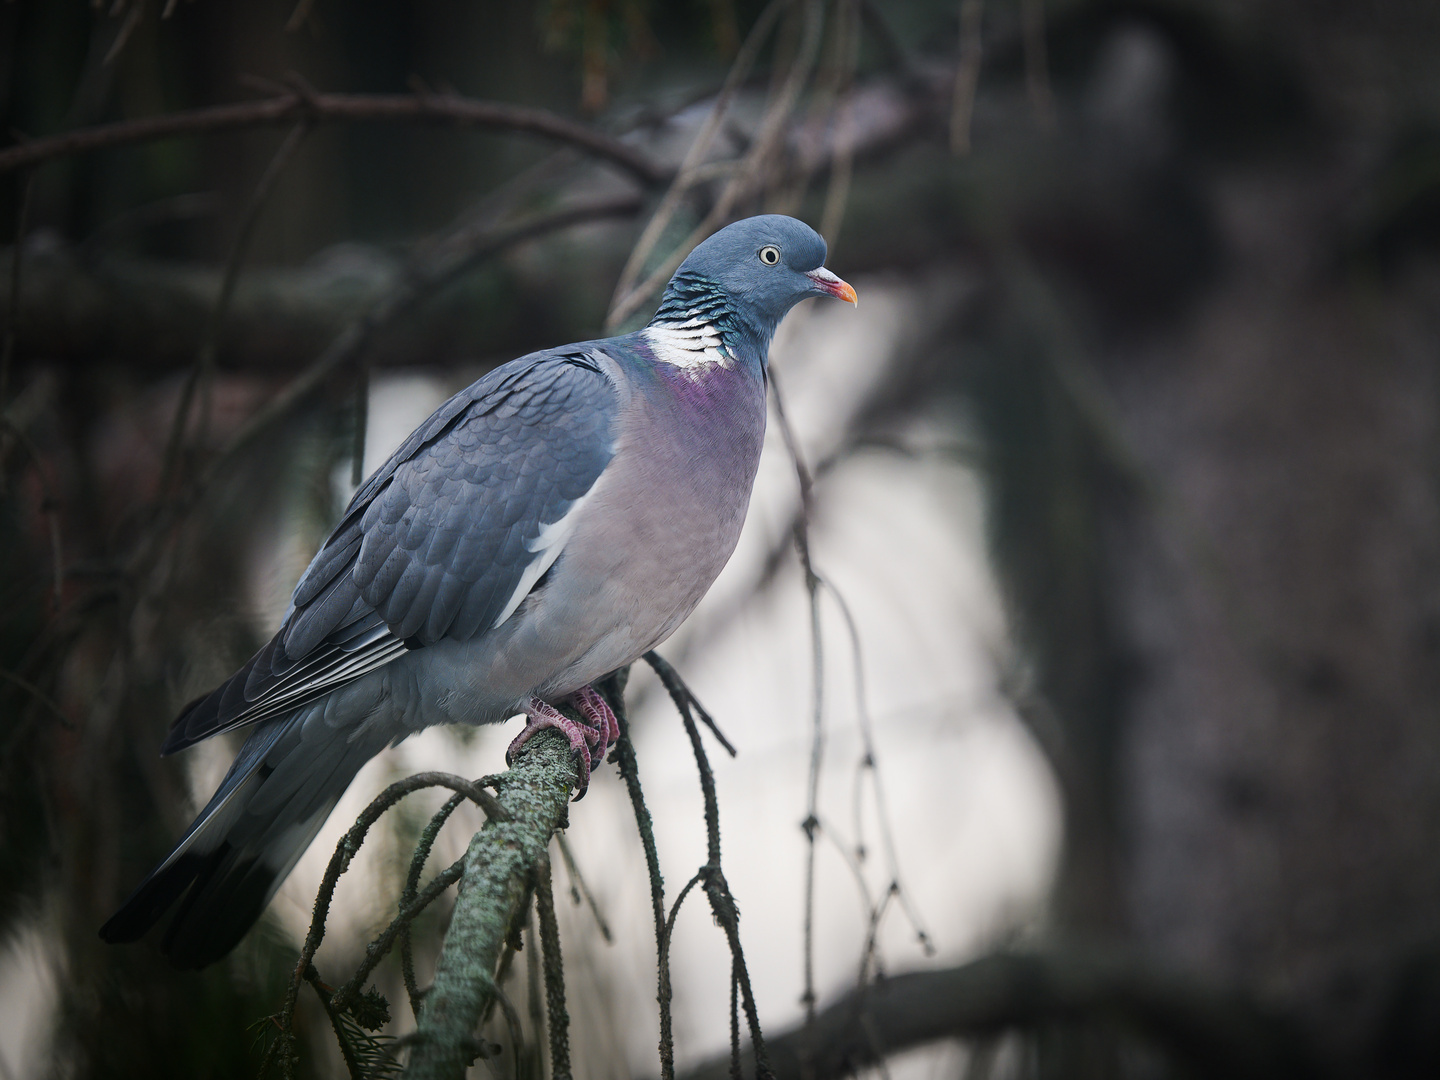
[161,348,618,755]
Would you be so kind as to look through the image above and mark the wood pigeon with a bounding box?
[99,214,857,969]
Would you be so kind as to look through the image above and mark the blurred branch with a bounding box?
[0,89,672,188]
[0,171,34,403]
[672,950,1324,1080]
[950,0,984,154]
[405,729,579,1080]
[4,66,966,372]
[159,120,311,496]
[194,193,643,496]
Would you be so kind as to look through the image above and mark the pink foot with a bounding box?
[505,686,618,798]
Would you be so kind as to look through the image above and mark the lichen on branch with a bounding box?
[403,728,579,1080]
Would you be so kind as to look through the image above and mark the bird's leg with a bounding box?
[508,698,597,797]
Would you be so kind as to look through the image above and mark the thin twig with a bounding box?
[525,913,546,1080]
[665,672,773,1079]
[103,0,147,68]
[555,831,614,942]
[661,870,707,961]
[0,90,670,186]
[304,965,371,1080]
[643,651,737,756]
[487,977,529,1080]
[729,959,742,1080]
[606,0,787,321]
[812,813,876,938]
[337,855,471,1017]
[606,0,826,329]
[0,666,71,727]
[818,0,860,249]
[769,371,826,1029]
[822,580,934,955]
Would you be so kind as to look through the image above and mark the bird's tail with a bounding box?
[99,704,393,969]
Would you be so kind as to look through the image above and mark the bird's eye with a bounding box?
[758,245,781,266]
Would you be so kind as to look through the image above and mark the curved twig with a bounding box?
[277,773,505,1049]
[607,0,788,317]
[606,0,827,328]
[329,855,467,1018]
[555,831,613,941]
[657,655,773,1080]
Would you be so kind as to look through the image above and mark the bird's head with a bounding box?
[655,215,856,349]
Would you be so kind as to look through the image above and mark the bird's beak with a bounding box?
[806,266,858,306]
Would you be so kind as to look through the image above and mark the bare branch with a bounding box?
[535,857,573,1080]
[0,90,671,188]
[606,0,787,319]
[674,951,1322,1080]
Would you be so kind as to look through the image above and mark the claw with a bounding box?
[507,698,594,796]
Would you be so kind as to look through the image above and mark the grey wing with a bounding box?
[161,348,619,755]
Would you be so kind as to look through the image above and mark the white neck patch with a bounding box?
[643,319,730,374]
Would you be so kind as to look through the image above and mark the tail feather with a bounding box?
[101,702,393,969]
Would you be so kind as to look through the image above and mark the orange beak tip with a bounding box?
[807,267,858,307]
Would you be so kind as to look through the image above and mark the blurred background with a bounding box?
[2,1,1440,1077]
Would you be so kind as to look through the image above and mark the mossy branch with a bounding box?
[403,728,579,1080]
